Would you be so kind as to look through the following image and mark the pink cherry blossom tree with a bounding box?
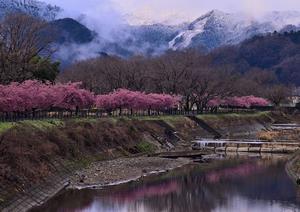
[52,82,95,111]
[95,89,180,114]
[208,96,269,109]
[0,80,95,113]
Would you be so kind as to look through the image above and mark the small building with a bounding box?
[288,87,300,107]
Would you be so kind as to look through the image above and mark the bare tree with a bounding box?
[59,48,284,111]
[60,56,150,94]
[148,50,202,94]
[190,65,237,112]
[266,85,291,106]
[0,13,54,84]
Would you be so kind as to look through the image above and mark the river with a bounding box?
[31,155,300,212]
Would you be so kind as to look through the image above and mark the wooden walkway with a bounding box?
[151,150,212,158]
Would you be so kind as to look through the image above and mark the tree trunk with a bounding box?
[185,96,190,111]
[75,106,79,116]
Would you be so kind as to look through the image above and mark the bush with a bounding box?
[136,141,157,153]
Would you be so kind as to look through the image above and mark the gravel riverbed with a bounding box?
[69,156,191,188]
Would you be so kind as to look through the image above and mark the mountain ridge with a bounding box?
[169,10,300,50]
[1,1,300,61]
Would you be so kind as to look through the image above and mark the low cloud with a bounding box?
[44,0,300,65]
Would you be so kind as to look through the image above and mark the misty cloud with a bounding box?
[44,0,300,65]
[45,0,300,25]
[46,0,127,40]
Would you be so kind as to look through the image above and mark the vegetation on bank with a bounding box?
[0,112,272,135]
[136,140,157,153]
[0,119,63,135]
[0,118,144,189]
[0,122,14,134]
[199,111,271,121]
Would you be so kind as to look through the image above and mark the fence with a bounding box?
[0,106,294,123]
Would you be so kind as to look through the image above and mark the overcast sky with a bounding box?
[45,0,300,24]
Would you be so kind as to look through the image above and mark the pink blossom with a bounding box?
[0,80,95,112]
[96,89,180,111]
[208,96,269,108]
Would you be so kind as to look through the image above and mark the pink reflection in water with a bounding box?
[206,162,265,183]
[106,180,180,203]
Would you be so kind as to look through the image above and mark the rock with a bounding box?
[79,174,86,183]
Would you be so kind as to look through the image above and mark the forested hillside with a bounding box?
[211,31,300,85]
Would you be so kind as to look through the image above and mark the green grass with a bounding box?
[20,119,64,130]
[0,119,64,134]
[114,112,270,123]
[71,117,98,123]
[0,111,271,134]
[0,122,15,134]
[136,141,157,153]
[128,115,186,128]
[198,111,270,121]
[130,115,184,122]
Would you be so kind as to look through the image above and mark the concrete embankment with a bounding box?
[286,151,300,185]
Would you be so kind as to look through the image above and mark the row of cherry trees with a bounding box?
[0,80,270,113]
[0,81,180,113]
[208,96,270,108]
[0,80,94,112]
[96,89,180,111]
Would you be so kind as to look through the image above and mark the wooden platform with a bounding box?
[151,150,212,158]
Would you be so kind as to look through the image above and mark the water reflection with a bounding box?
[31,156,300,212]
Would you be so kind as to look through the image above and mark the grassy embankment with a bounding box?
[0,111,272,135]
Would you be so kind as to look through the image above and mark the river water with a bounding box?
[32,155,300,212]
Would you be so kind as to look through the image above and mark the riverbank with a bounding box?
[69,156,190,189]
[0,111,297,211]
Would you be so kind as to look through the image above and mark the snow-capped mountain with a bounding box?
[1,0,300,61]
[169,10,300,50]
[0,0,62,21]
[53,9,300,62]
